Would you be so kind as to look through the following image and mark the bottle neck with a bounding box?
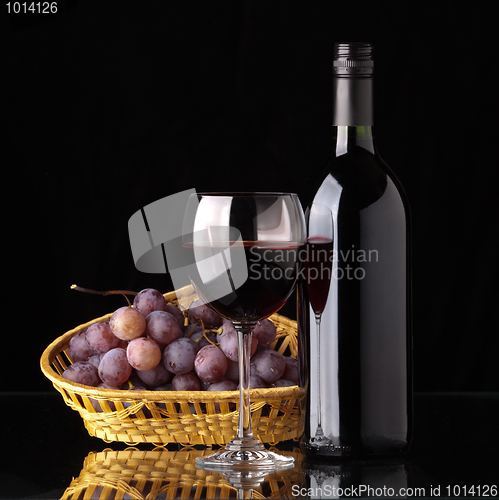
[333,126,375,156]
[332,76,375,156]
[332,76,373,126]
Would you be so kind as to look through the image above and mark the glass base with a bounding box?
[304,426,332,448]
[309,435,332,447]
[195,436,294,471]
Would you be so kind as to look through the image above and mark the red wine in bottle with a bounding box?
[299,42,413,457]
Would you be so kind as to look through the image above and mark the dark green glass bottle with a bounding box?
[299,42,413,457]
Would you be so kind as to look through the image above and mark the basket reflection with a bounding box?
[62,446,303,499]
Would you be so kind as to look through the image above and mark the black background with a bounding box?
[2,1,498,392]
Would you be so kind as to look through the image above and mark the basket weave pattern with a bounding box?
[41,286,305,446]
[62,447,303,499]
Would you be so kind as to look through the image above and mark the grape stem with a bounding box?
[70,284,138,307]
[183,315,220,346]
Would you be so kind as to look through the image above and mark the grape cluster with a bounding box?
[62,288,298,398]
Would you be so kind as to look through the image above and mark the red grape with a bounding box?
[208,379,237,391]
[242,373,267,389]
[164,304,185,328]
[136,361,173,388]
[87,353,103,369]
[270,379,295,388]
[98,348,132,386]
[194,344,228,383]
[133,288,167,316]
[68,330,95,362]
[127,337,162,371]
[85,321,121,353]
[109,306,146,340]
[188,299,222,328]
[282,356,299,384]
[171,372,201,391]
[153,383,172,391]
[98,382,119,389]
[252,319,277,345]
[163,337,199,374]
[219,326,257,362]
[224,358,239,384]
[62,361,100,387]
[250,349,285,383]
[145,311,181,346]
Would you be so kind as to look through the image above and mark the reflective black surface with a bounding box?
[1,392,497,499]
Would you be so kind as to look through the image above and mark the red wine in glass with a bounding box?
[183,240,302,323]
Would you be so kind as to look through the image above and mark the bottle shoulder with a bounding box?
[300,145,409,212]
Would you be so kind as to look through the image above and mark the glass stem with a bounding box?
[238,488,253,500]
[314,313,325,439]
[237,329,253,439]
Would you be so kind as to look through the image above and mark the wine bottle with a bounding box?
[298,42,413,457]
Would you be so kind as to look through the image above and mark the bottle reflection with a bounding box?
[301,457,411,498]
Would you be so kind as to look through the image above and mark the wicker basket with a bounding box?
[41,285,305,446]
[61,447,304,499]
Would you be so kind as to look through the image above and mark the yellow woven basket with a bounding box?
[41,285,305,446]
[61,447,304,499]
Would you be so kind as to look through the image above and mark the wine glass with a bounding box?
[182,192,305,470]
[303,203,334,448]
